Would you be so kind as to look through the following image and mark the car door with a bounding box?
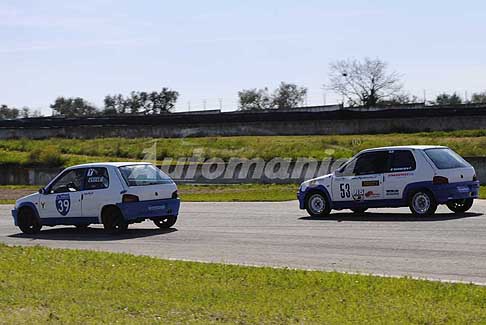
[38,168,85,221]
[383,150,417,200]
[332,151,388,203]
[81,167,112,219]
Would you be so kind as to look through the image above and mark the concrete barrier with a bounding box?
[2,105,486,139]
[2,156,485,186]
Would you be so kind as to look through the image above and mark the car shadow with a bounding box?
[9,227,178,241]
[299,212,483,222]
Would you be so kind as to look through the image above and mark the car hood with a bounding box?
[15,193,39,208]
[300,173,333,190]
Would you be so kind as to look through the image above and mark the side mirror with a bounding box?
[39,188,46,195]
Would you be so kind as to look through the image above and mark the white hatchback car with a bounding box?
[298,146,480,217]
[12,162,180,234]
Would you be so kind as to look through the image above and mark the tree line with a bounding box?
[1,57,486,118]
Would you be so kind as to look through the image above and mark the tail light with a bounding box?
[433,176,449,185]
[172,191,178,199]
[122,194,139,203]
[473,174,478,181]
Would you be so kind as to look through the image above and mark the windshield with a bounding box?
[424,148,470,170]
[118,164,173,187]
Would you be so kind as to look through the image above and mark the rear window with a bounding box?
[119,164,173,187]
[424,148,469,170]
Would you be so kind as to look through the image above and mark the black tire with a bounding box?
[447,198,474,213]
[103,208,128,235]
[153,216,177,229]
[350,207,368,214]
[305,192,331,217]
[18,208,42,234]
[409,190,437,217]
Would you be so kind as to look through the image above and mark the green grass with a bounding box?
[1,185,485,204]
[178,184,297,202]
[1,129,486,167]
[0,245,485,324]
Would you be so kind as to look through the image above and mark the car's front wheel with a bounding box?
[305,192,331,217]
[447,198,474,213]
[409,190,437,217]
[153,216,177,229]
[18,208,42,234]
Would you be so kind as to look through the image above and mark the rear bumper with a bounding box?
[117,198,180,222]
[432,180,480,204]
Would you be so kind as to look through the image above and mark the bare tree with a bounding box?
[328,58,403,107]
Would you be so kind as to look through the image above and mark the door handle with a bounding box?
[81,194,84,201]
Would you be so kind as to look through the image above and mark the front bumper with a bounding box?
[117,198,181,222]
[297,190,306,209]
[11,209,18,226]
[432,180,480,204]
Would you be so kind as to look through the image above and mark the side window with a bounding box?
[335,158,357,177]
[84,168,110,190]
[353,151,390,176]
[389,150,416,172]
[49,169,86,194]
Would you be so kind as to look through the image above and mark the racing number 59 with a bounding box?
[340,183,351,199]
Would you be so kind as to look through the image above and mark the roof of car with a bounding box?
[66,162,152,169]
[360,145,447,153]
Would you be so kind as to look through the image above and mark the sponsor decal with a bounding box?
[87,177,104,183]
[388,172,414,177]
[386,189,400,196]
[390,167,413,172]
[56,194,71,216]
[352,189,365,201]
[148,205,166,211]
[365,191,380,198]
[362,180,379,187]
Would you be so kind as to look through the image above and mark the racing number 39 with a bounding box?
[55,194,71,216]
[340,183,351,199]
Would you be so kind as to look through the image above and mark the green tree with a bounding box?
[434,93,463,106]
[0,105,20,119]
[238,88,272,111]
[328,58,403,107]
[471,91,486,104]
[50,97,98,117]
[272,82,308,109]
[103,88,179,115]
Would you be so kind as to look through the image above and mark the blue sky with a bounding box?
[1,0,485,113]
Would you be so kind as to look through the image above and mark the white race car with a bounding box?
[12,162,180,234]
[298,146,480,217]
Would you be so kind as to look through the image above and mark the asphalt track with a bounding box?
[1,201,486,284]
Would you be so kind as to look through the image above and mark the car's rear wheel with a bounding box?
[103,208,128,235]
[350,207,368,214]
[409,190,437,217]
[447,198,474,213]
[153,216,177,229]
[305,192,331,217]
[18,208,42,234]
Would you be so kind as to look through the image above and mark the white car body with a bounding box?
[298,146,480,216]
[12,162,180,232]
